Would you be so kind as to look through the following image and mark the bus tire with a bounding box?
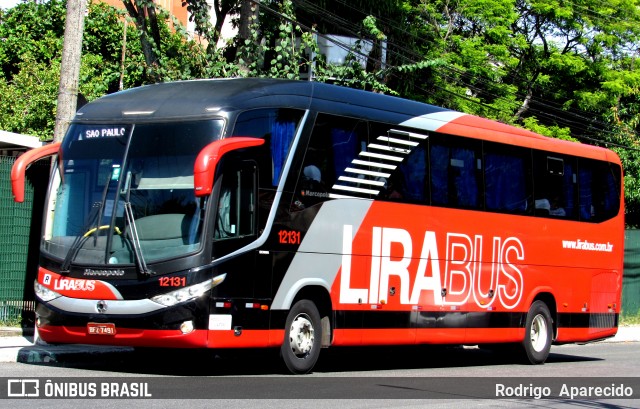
[522,300,553,364]
[281,299,322,374]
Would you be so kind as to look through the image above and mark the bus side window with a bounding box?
[293,114,363,209]
[578,159,621,222]
[231,108,305,188]
[297,148,328,208]
[395,145,426,202]
[430,134,481,209]
[214,160,257,240]
[378,125,429,203]
[533,153,577,219]
[484,143,532,214]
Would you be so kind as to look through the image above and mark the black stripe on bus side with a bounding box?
[268,310,618,331]
[335,310,526,329]
[556,312,618,329]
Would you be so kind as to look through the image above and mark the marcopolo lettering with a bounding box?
[339,225,524,309]
[84,268,125,277]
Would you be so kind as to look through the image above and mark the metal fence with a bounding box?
[623,229,640,317]
[0,155,49,327]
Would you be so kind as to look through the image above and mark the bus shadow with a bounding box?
[17,343,602,376]
[314,345,603,373]
[545,350,603,364]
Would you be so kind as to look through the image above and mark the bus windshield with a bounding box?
[42,120,224,268]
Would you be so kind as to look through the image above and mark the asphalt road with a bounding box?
[0,342,638,408]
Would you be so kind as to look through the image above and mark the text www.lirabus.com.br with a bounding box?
[562,239,614,252]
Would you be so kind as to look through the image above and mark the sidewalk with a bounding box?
[0,325,638,364]
[603,324,640,343]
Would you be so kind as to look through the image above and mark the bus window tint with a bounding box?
[579,159,621,222]
[232,108,305,187]
[214,160,257,239]
[429,135,481,209]
[533,152,577,219]
[396,145,427,202]
[294,114,366,208]
[484,144,531,214]
[330,127,359,179]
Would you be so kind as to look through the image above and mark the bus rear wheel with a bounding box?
[281,299,322,374]
[522,300,553,364]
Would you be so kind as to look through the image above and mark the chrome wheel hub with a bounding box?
[289,314,315,357]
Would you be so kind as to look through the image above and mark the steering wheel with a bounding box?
[83,225,122,237]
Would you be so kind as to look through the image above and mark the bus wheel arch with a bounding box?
[280,286,333,374]
[532,292,557,341]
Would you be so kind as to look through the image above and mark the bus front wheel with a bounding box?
[281,299,322,374]
[522,300,553,364]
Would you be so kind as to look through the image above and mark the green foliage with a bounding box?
[268,0,300,79]
[0,0,66,81]
[236,0,319,80]
[0,0,218,139]
[620,311,640,325]
[0,54,60,139]
[3,0,640,224]
[604,125,640,227]
[236,1,266,76]
[362,16,385,41]
[0,318,23,328]
[521,117,577,142]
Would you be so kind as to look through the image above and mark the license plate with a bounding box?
[87,322,116,335]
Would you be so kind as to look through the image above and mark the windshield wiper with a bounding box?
[123,201,151,277]
[121,170,151,277]
[60,168,115,273]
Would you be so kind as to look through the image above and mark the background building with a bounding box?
[99,0,188,27]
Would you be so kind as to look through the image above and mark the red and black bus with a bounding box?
[12,79,624,373]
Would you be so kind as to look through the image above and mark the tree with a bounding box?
[119,0,241,80]
[4,0,640,223]
[53,0,87,142]
[410,0,640,219]
[196,0,640,222]
[0,56,61,139]
[209,0,242,51]
[0,0,220,137]
[0,0,66,81]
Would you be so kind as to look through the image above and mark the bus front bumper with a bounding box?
[34,297,210,348]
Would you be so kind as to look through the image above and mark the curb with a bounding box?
[602,325,640,343]
[0,327,29,338]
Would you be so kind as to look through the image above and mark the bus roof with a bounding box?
[74,78,619,164]
[75,78,448,122]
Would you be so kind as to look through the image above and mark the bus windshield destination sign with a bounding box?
[83,127,127,139]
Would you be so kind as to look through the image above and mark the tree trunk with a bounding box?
[53,0,87,142]
[121,0,159,80]
[238,0,255,41]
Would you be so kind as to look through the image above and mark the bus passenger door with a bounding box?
[211,159,268,303]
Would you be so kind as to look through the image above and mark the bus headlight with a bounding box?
[34,280,61,302]
[150,274,226,307]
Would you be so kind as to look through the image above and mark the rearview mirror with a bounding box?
[193,137,264,197]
